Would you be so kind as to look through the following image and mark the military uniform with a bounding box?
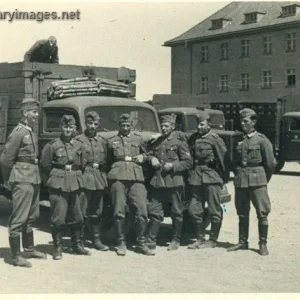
[77,127,109,251]
[187,111,230,249]
[146,115,192,251]
[0,98,46,267]
[228,108,276,255]
[40,115,90,259]
[107,113,151,256]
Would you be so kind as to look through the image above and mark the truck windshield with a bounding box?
[85,106,159,132]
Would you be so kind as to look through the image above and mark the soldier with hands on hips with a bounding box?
[227,108,276,256]
[0,98,47,268]
[106,113,154,256]
[40,115,90,260]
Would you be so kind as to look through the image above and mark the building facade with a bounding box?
[164,2,300,103]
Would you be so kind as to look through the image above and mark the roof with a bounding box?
[164,2,300,46]
[42,96,156,112]
[283,112,300,117]
[158,107,223,115]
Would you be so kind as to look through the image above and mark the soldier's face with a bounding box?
[197,120,210,135]
[86,118,99,135]
[161,122,175,136]
[24,109,39,125]
[119,122,132,136]
[61,124,76,138]
[240,116,256,134]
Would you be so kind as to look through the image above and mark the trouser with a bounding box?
[234,186,271,225]
[188,184,223,225]
[80,189,104,220]
[8,183,40,238]
[49,188,83,230]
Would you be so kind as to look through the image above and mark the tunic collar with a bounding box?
[19,122,32,132]
[247,131,257,138]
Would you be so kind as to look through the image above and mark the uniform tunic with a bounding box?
[0,122,40,237]
[40,137,84,229]
[77,133,108,219]
[187,131,230,224]
[232,131,276,225]
[107,132,148,221]
[147,131,192,223]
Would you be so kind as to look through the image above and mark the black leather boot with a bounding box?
[135,220,155,256]
[145,220,161,250]
[71,228,91,256]
[188,222,205,249]
[198,222,221,249]
[258,224,269,256]
[91,218,108,251]
[167,219,182,251]
[52,228,63,260]
[115,218,127,256]
[9,236,32,268]
[227,219,249,252]
[22,230,47,259]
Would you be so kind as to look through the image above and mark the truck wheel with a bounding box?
[275,160,285,173]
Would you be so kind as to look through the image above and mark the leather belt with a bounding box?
[16,157,38,165]
[240,161,262,168]
[86,162,100,169]
[116,156,133,162]
[53,164,80,171]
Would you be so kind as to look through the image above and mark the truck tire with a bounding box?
[275,160,285,173]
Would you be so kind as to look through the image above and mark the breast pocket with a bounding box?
[54,148,67,163]
[166,145,178,160]
[130,143,140,156]
[112,144,123,158]
[22,136,34,154]
[248,145,261,160]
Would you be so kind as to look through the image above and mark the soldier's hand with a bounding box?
[151,157,160,168]
[133,154,144,164]
[163,162,173,172]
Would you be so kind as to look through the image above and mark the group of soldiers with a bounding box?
[0,97,276,268]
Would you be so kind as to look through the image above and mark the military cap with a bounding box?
[48,36,57,44]
[160,114,177,124]
[239,108,257,118]
[196,110,210,122]
[119,113,132,123]
[19,98,39,111]
[85,111,100,121]
[61,115,76,126]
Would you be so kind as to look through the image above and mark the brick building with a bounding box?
[164,2,300,103]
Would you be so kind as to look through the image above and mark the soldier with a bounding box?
[107,113,153,256]
[145,114,192,252]
[40,115,90,260]
[186,110,230,249]
[227,108,276,256]
[76,111,109,251]
[0,98,47,268]
[24,36,59,64]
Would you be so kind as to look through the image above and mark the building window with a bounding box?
[262,70,272,88]
[219,75,229,92]
[241,40,250,57]
[263,36,272,55]
[282,5,297,17]
[244,12,257,23]
[211,19,223,29]
[221,43,228,60]
[201,46,209,62]
[240,73,249,90]
[286,32,296,51]
[201,77,209,93]
[286,68,296,87]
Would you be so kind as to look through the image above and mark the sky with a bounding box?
[0,1,230,101]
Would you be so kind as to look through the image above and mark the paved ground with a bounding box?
[0,163,300,293]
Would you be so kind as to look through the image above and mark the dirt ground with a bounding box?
[0,163,300,293]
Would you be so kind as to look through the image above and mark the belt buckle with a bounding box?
[241,161,247,167]
[65,164,72,171]
[93,163,99,169]
[34,158,38,164]
[125,156,132,162]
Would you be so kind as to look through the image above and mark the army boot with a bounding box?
[71,228,91,256]
[22,230,47,259]
[167,219,182,251]
[91,218,109,251]
[135,220,155,256]
[145,220,161,250]
[115,218,127,256]
[188,222,205,249]
[52,228,63,260]
[9,236,32,268]
[227,219,249,252]
[198,222,221,249]
[258,224,269,256]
